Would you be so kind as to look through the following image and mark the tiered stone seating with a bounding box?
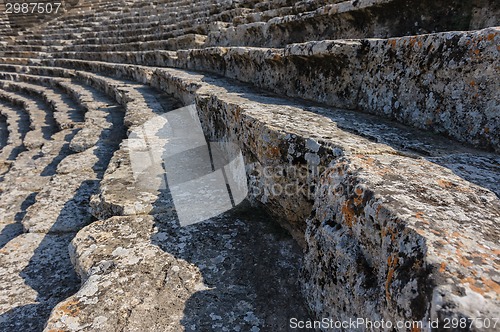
[0,67,128,330]
[0,0,498,331]
[207,0,500,47]
[0,100,27,171]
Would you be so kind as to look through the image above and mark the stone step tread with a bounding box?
[0,232,80,332]
[45,210,309,331]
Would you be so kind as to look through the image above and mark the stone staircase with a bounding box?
[0,0,498,331]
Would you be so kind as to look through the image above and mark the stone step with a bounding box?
[2,67,313,332]
[0,128,75,249]
[44,0,228,27]
[93,62,498,327]
[0,108,8,151]
[8,27,498,152]
[63,34,207,52]
[0,87,57,149]
[3,0,80,31]
[0,78,127,331]
[27,1,221,36]
[0,34,207,53]
[206,0,499,47]
[0,100,29,163]
[0,79,85,130]
[0,59,496,328]
[11,22,205,46]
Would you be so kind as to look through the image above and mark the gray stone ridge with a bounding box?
[0,0,498,331]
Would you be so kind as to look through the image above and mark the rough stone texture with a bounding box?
[45,209,310,332]
[38,70,313,331]
[304,154,500,326]
[0,60,495,329]
[60,27,500,152]
[0,232,80,332]
[0,0,499,330]
[0,70,126,331]
[206,0,500,47]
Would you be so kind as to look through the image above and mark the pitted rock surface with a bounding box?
[0,0,499,331]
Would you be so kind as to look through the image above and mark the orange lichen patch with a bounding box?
[470,251,493,263]
[353,188,364,205]
[482,278,500,294]
[46,329,66,332]
[271,53,282,61]
[439,262,447,273]
[265,145,281,158]
[487,33,496,41]
[469,80,476,87]
[409,37,417,48]
[456,250,472,268]
[462,277,485,294]
[411,326,422,332]
[436,179,454,188]
[386,254,399,301]
[493,249,500,255]
[388,39,397,48]
[357,155,375,166]
[484,127,490,134]
[415,228,427,236]
[341,201,356,227]
[415,212,425,220]
[354,195,363,206]
[56,298,81,317]
[430,229,442,236]
[473,49,481,55]
[382,225,398,241]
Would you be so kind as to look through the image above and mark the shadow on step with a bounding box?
[0,101,125,331]
[0,114,7,150]
[40,130,78,176]
[0,192,37,250]
[150,197,315,332]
